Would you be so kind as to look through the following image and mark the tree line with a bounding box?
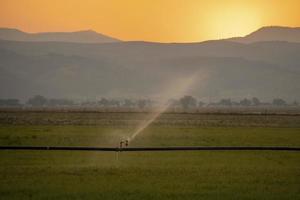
[0,95,298,108]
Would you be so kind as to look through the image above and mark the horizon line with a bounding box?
[1,25,300,44]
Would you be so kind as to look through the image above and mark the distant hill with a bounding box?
[1,26,300,44]
[0,28,121,43]
[227,26,300,43]
[0,26,300,101]
[0,39,299,101]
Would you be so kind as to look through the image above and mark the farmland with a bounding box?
[0,111,299,199]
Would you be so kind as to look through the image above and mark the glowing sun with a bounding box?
[206,5,262,39]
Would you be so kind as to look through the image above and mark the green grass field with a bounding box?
[0,112,299,199]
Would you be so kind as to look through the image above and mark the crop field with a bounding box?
[0,111,299,199]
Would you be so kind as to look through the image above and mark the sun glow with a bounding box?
[204,4,262,39]
[0,0,299,42]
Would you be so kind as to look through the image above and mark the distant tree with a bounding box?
[167,99,180,108]
[47,99,55,106]
[109,99,120,107]
[145,99,154,108]
[166,99,180,111]
[47,99,74,106]
[98,98,109,107]
[292,101,299,106]
[123,99,135,107]
[0,99,21,106]
[198,101,205,107]
[231,101,240,106]
[252,97,261,106]
[179,95,197,110]
[27,95,47,106]
[81,101,97,106]
[218,98,232,106]
[137,99,147,109]
[240,98,251,106]
[272,98,287,106]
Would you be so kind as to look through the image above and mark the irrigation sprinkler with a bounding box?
[119,141,124,149]
[119,140,129,149]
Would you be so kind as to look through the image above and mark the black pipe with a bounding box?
[0,146,299,152]
[0,146,118,151]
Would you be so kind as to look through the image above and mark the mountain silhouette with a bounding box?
[0,26,299,101]
[0,28,120,43]
[227,26,300,43]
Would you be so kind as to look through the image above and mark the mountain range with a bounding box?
[0,28,120,43]
[227,26,300,43]
[0,26,299,102]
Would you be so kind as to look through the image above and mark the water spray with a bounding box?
[125,71,203,143]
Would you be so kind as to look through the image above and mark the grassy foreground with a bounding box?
[0,112,299,199]
[0,151,299,200]
[0,125,300,147]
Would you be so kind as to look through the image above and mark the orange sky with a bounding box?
[0,0,300,42]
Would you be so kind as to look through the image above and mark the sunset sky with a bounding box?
[1,0,300,42]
